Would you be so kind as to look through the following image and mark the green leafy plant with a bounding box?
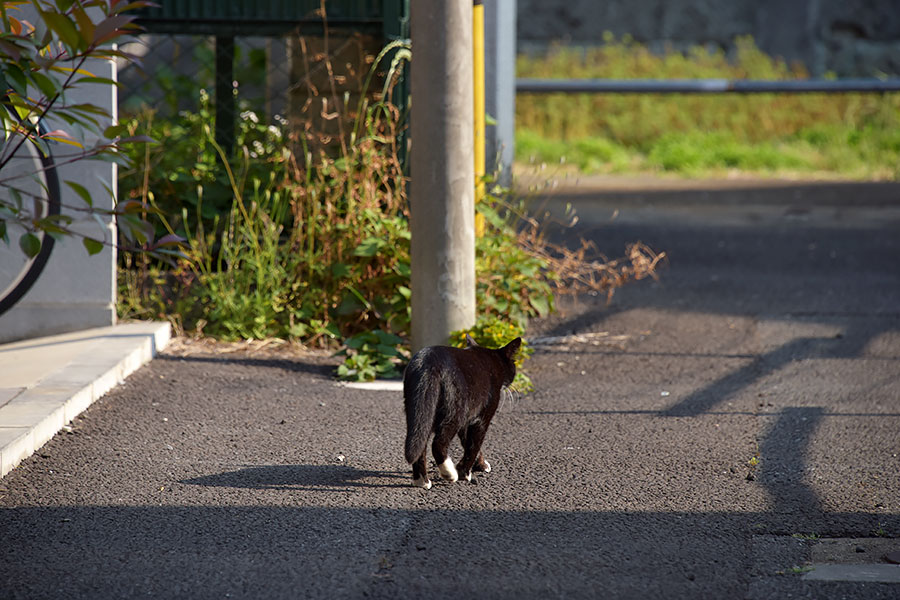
[450,317,535,394]
[119,94,409,343]
[118,92,289,241]
[476,193,556,324]
[119,102,661,383]
[0,0,166,257]
[336,330,407,381]
[118,38,413,358]
[117,32,664,386]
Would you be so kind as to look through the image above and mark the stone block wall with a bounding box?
[517,0,900,77]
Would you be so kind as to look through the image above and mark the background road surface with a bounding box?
[1,178,898,599]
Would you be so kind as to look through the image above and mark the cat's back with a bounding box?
[404,344,494,393]
[406,344,472,376]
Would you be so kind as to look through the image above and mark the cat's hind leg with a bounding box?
[459,431,491,474]
[437,457,458,482]
[432,426,459,482]
[473,454,491,473]
[457,422,491,482]
[411,452,432,489]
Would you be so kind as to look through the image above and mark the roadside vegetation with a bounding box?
[117,40,662,384]
[126,33,899,383]
[516,35,900,180]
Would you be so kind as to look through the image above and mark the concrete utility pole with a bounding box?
[409,2,476,352]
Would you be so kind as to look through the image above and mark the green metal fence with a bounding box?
[134,1,408,37]
[122,1,409,154]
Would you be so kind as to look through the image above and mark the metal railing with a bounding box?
[516,78,900,94]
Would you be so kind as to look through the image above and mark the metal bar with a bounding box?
[214,36,235,157]
[516,78,900,94]
[134,19,384,37]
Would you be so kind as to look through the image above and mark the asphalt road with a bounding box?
[2,179,899,599]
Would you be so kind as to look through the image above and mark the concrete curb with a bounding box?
[0,322,171,478]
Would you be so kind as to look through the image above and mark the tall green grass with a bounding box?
[119,96,412,346]
[516,36,900,179]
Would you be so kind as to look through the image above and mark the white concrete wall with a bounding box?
[0,11,117,343]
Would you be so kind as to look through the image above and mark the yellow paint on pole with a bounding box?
[473,0,486,237]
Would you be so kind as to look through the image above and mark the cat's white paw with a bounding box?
[464,471,472,483]
[413,476,432,490]
[482,460,491,473]
[437,458,458,482]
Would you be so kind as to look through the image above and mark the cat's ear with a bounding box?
[465,334,480,348]
[502,337,522,358]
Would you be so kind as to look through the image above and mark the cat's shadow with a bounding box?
[180,464,408,491]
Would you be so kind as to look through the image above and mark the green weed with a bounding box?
[336,330,407,381]
[778,565,814,576]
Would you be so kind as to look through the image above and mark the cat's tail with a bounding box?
[403,365,440,464]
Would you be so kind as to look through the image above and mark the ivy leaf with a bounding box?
[529,294,551,317]
[70,3,95,44]
[29,71,60,101]
[41,11,83,52]
[65,180,93,207]
[82,237,104,255]
[92,14,136,45]
[3,63,27,94]
[19,232,41,258]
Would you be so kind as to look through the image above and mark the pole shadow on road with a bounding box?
[525,215,899,537]
[180,464,409,491]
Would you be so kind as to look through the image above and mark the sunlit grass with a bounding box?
[516,36,900,180]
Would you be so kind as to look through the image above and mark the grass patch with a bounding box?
[516,36,900,180]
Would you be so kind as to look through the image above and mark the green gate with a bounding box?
[132,1,409,155]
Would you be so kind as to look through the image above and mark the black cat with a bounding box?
[403,335,521,489]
